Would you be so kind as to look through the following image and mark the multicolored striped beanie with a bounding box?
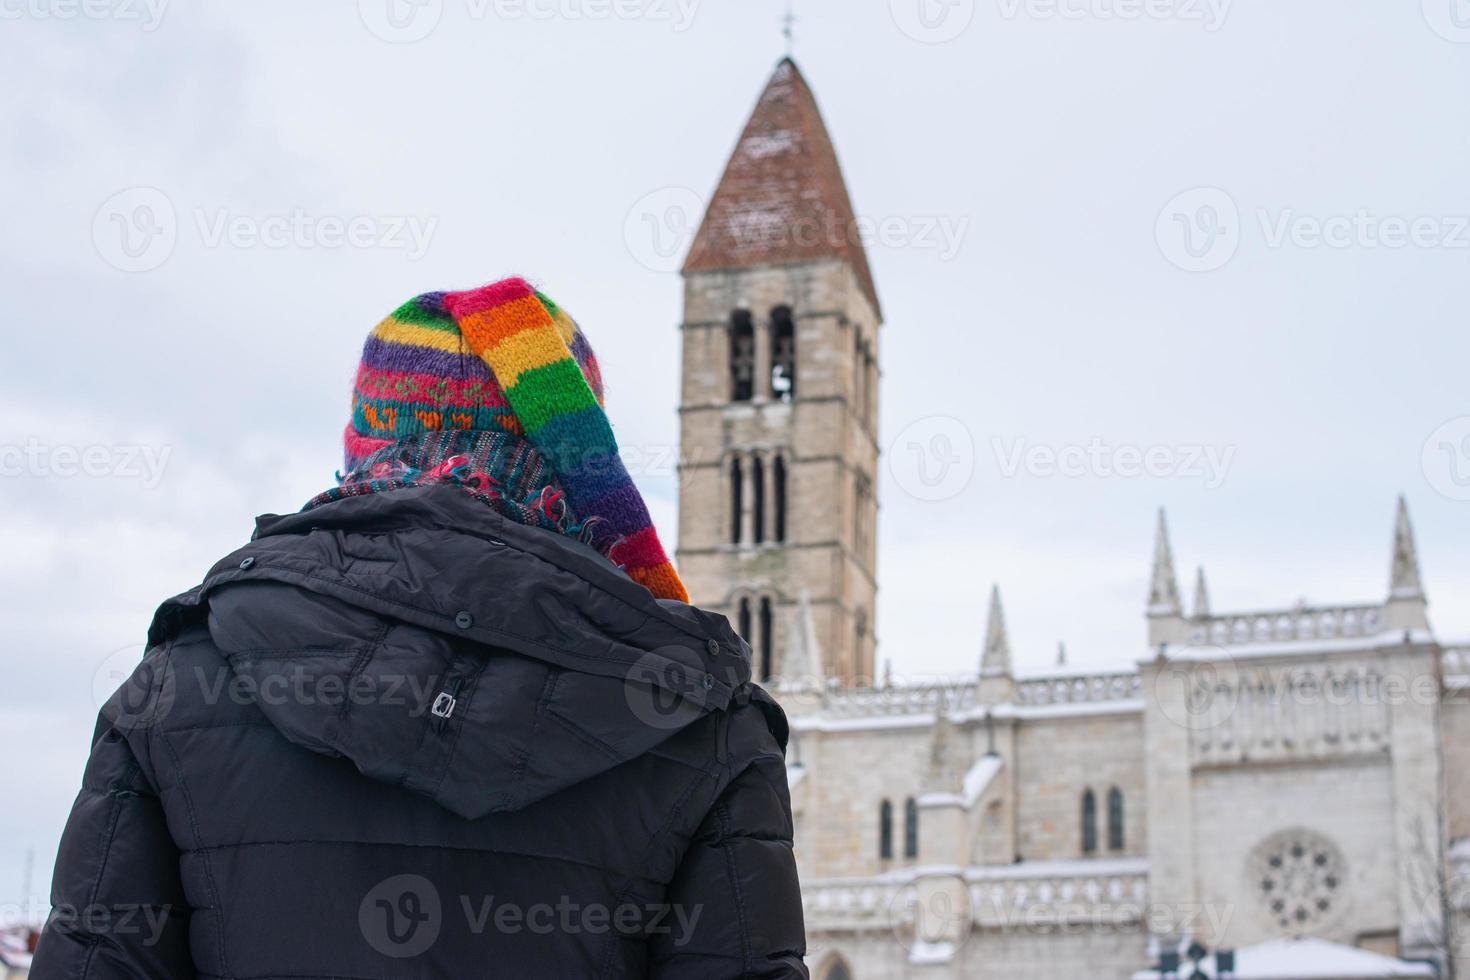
[339,276,688,603]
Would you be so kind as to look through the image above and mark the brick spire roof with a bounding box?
[683,58,881,316]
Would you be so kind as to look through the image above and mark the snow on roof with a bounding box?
[683,58,881,316]
[1132,937,1435,980]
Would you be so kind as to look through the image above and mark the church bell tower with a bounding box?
[676,58,881,687]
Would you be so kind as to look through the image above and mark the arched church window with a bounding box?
[730,310,755,402]
[904,797,919,859]
[737,597,752,645]
[854,609,868,672]
[821,957,854,980]
[759,596,774,681]
[879,799,894,860]
[773,454,787,543]
[729,457,744,544]
[752,455,766,545]
[1081,789,1098,855]
[1107,787,1124,851]
[770,306,796,399]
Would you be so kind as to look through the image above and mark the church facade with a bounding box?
[676,59,1470,979]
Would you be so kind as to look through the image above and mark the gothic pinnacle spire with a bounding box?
[779,589,826,690]
[1389,495,1425,600]
[1192,566,1211,619]
[982,584,1011,676]
[923,692,961,792]
[1148,508,1182,617]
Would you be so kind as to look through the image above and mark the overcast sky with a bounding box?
[2,0,1467,915]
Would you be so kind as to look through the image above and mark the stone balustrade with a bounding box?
[803,860,1151,933]
[1185,604,1386,648]
[1014,672,1143,708]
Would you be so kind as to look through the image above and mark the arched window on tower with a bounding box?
[853,474,872,558]
[752,455,766,545]
[737,597,752,645]
[854,609,868,676]
[904,797,919,859]
[773,454,787,543]
[879,799,894,860]
[858,345,870,429]
[759,596,774,681]
[770,306,796,399]
[729,457,744,544]
[1081,789,1098,855]
[1107,787,1124,852]
[730,310,755,402]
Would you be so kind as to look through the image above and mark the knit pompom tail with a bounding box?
[630,562,690,604]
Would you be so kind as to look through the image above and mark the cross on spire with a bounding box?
[781,1,796,56]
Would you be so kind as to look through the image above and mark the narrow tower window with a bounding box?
[729,457,744,544]
[730,310,755,402]
[759,596,774,681]
[770,306,796,399]
[1107,788,1124,851]
[752,455,766,545]
[853,474,872,558]
[879,799,894,859]
[737,597,752,643]
[773,455,787,543]
[904,797,919,859]
[1082,789,1098,855]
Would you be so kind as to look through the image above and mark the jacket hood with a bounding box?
[147,485,755,820]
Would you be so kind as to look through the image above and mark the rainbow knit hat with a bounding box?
[345,276,688,603]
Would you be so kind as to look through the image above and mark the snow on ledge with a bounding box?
[916,754,1004,811]
[1131,936,1435,980]
[1156,629,1437,663]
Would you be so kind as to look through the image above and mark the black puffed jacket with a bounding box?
[32,485,806,979]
